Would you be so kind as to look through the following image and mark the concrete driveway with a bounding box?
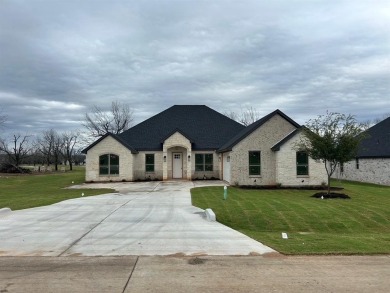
[0,181,274,256]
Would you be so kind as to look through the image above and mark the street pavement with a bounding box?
[1,255,389,292]
[0,181,274,256]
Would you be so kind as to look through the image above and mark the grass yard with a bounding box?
[191,180,390,255]
[0,167,114,210]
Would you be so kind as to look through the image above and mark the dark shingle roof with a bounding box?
[218,109,300,153]
[357,117,390,158]
[82,133,138,154]
[117,105,245,151]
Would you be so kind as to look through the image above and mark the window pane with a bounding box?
[146,165,154,172]
[99,166,109,175]
[296,152,308,164]
[110,165,120,174]
[249,166,260,175]
[205,164,213,171]
[205,154,213,164]
[195,164,204,171]
[99,154,109,165]
[249,151,260,164]
[110,154,119,165]
[297,166,308,175]
[145,154,154,165]
[195,154,203,164]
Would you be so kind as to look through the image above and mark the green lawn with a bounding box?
[0,167,114,210]
[191,180,390,255]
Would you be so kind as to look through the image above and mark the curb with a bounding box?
[205,208,216,221]
[0,207,12,217]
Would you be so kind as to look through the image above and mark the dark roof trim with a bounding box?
[160,128,194,143]
[218,109,300,153]
[82,133,138,154]
[357,155,390,159]
[271,128,302,151]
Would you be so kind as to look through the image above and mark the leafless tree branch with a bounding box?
[83,101,134,139]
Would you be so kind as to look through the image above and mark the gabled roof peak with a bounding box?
[218,109,300,152]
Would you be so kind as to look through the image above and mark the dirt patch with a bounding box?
[311,192,351,199]
[188,257,206,265]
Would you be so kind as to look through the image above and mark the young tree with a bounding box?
[297,112,366,194]
[83,101,134,139]
[0,134,34,167]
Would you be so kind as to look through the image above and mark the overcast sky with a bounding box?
[1,0,389,138]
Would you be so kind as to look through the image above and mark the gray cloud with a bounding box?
[0,0,389,138]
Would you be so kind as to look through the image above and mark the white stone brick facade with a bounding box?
[275,133,327,186]
[85,132,221,182]
[85,136,134,182]
[227,114,297,185]
[334,158,390,186]
[220,115,327,186]
[84,111,327,186]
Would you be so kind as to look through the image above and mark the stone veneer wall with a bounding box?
[230,114,297,186]
[85,136,134,182]
[333,158,390,186]
[192,151,220,180]
[132,151,164,180]
[275,133,327,186]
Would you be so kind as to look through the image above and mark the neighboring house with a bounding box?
[334,117,390,186]
[83,105,327,186]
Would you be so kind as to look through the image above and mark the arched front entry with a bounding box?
[162,131,192,180]
[164,146,191,180]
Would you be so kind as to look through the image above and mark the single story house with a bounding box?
[334,117,390,186]
[83,105,327,186]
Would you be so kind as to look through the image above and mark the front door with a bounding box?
[172,153,183,179]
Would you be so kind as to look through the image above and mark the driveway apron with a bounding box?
[0,181,275,256]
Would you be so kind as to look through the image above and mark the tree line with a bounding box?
[0,130,81,170]
[0,101,133,170]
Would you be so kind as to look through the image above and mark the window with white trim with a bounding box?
[99,154,119,175]
[249,151,261,175]
[195,154,213,171]
[296,151,309,176]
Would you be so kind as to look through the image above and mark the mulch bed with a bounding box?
[311,192,351,199]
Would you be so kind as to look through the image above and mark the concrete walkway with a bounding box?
[1,255,389,292]
[0,181,274,256]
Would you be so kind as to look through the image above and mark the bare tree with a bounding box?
[83,101,134,138]
[62,131,79,171]
[0,134,34,167]
[224,106,262,126]
[52,131,64,171]
[363,113,390,128]
[36,129,55,166]
[36,129,65,171]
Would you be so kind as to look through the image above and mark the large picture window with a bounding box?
[99,154,119,175]
[145,154,155,172]
[249,151,261,175]
[195,154,213,171]
[296,151,309,175]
